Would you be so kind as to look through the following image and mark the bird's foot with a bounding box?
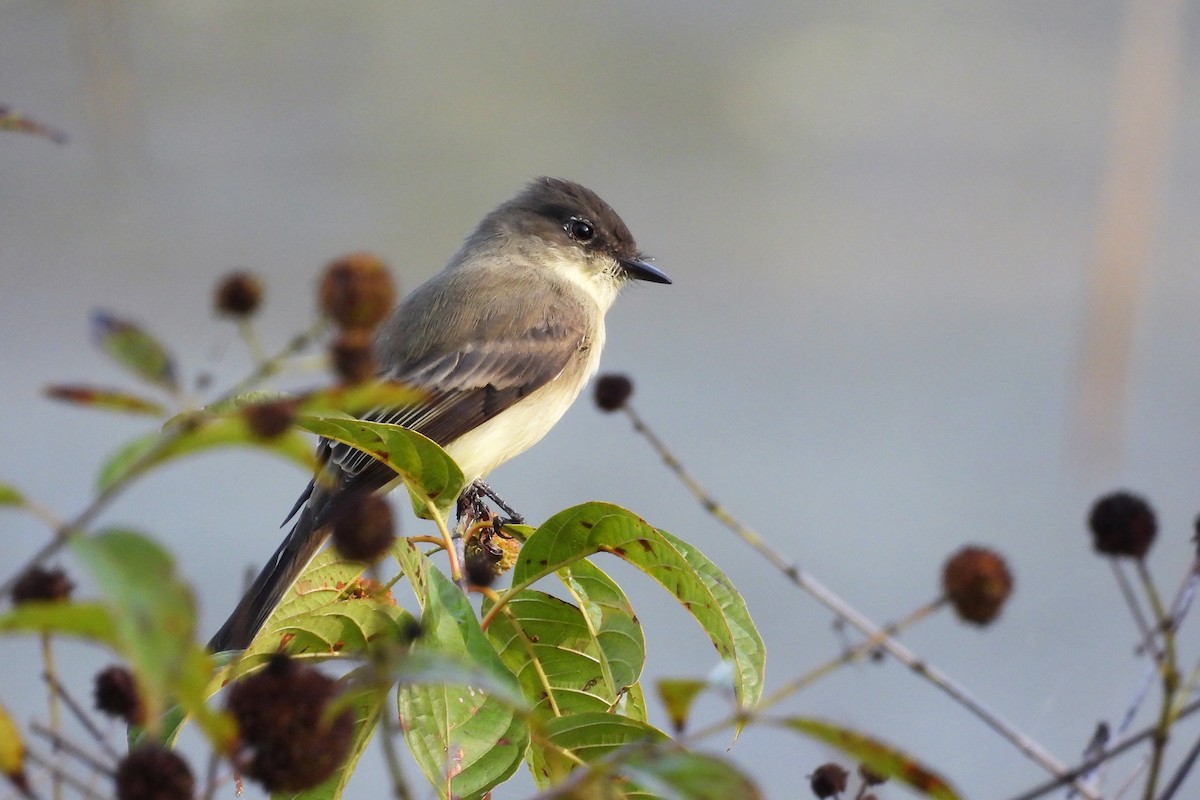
[458,480,524,533]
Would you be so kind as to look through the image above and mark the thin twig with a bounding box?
[424,498,463,585]
[376,689,414,800]
[1100,663,1158,793]
[0,322,325,596]
[28,722,114,778]
[200,748,221,800]
[618,402,1094,797]
[1004,697,1200,800]
[40,636,62,800]
[1137,558,1179,800]
[760,598,946,706]
[1113,560,1159,659]
[41,673,119,762]
[1156,727,1200,800]
[24,748,109,800]
[362,562,414,800]
[236,319,267,366]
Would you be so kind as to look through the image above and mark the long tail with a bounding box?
[207,505,328,652]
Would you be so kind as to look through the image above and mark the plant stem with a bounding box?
[41,673,119,761]
[617,402,1094,797]
[1137,558,1178,800]
[40,636,62,800]
[0,321,326,596]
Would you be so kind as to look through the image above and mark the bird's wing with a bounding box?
[289,307,591,525]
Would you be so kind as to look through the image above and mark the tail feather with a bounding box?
[207,506,328,652]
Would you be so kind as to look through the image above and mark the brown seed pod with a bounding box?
[227,654,354,792]
[214,271,264,318]
[593,373,634,412]
[114,745,195,800]
[11,566,73,604]
[318,252,396,331]
[243,398,297,439]
[329,491,396,565]
[808,762,849,798]
[329,329,377,384]
[1089,491,1157,559]
[94,665,145,726]
[942,546,1014,626]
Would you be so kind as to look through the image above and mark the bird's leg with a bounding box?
[469,480,525,533]
[456,482,491,526]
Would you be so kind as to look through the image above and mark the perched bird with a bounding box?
[209,177,670,651]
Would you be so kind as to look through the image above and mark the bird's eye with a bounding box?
[565,217,595,243]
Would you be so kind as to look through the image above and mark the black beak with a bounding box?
[619,256,672,284]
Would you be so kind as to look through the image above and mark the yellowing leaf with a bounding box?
[0,702,25,787]
[778,717,961,799]
[0,104,67,143]
[45,384,167,416]
[656,678,707,733]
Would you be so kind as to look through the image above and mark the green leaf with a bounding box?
[0,601,118,644]
[536,726,759,800]
[202,390,295,415]
[282,665,389,800]
[513,503,765,716]
[485,562,646,727]
[91,310,178,392]
[252,573,408,658]
[617,748,762,800]
[617,682,649,722]
[296,381,429,417]
[558,558,646,708]
[487,590,623,720]
[294,416,464,517]
[97,416,317,493]
[0,484,25,507]
[0,702,26,788]
[211,551,414,689]
[70,530,196,731]
[396,546,527,799]
[44,384,167,416]
[532,713,668,789]
[777,717,961,799]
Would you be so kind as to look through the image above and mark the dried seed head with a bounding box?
[1089,491,1157,559]
[808,762,849,798]
[114,745,195,800]
[329,492,396,564]
[329,329,377,384]
[942,546,1014,626]
[94,665,145,726]
[593,373,634,412]
[214,271,264,318]
[11,566,74,604]
[227,654,354,792]
[318,252,396,331]
[243,398,297,439]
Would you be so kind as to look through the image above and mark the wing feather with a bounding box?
[291,301,590,526]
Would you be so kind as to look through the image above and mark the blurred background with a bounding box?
[4,2,1200,798]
